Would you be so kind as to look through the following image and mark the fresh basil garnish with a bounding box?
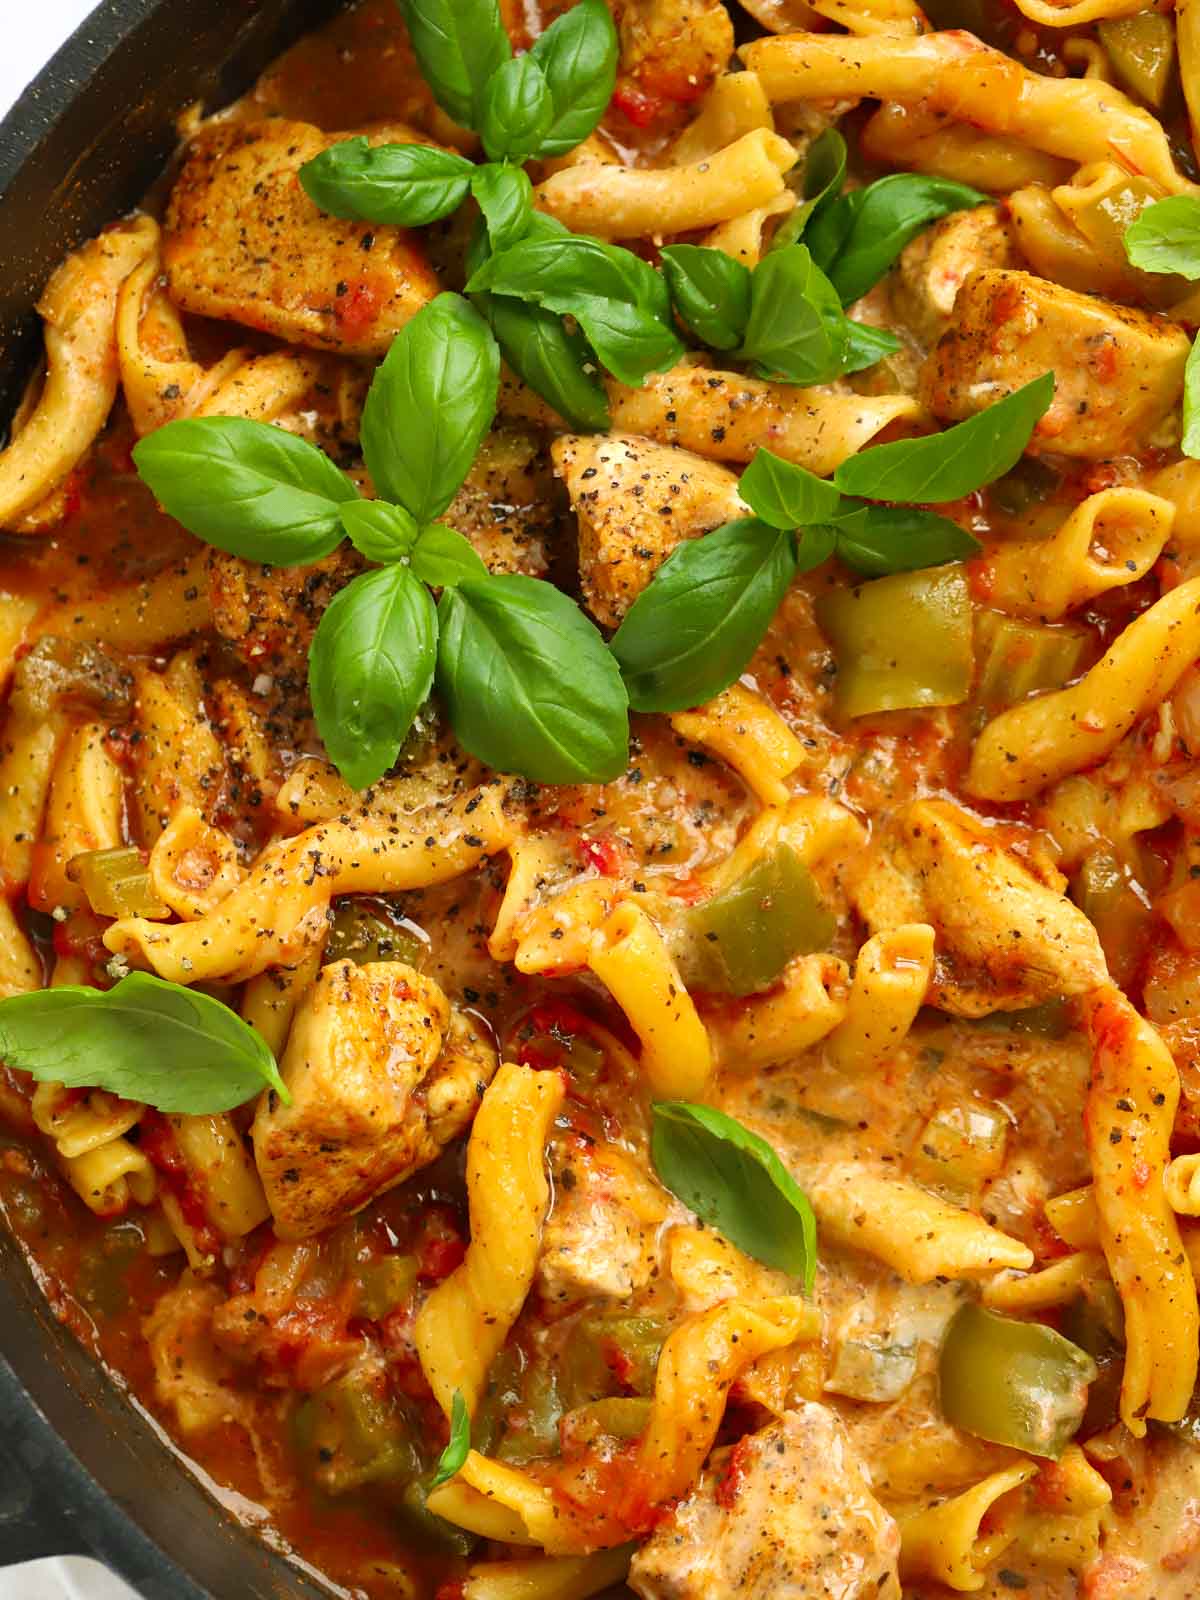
[528,0,619,157]
[436,575,629,782]
[833,373,1056,503]
[483,293,611,431]
[1123,194,1200,278]
[341,500,419,564]
[472,163,535,251]
[299,138,474,226]
[610,518,798,713]
[740,246,847,384]
[659,245,752,352]
[361,292,500,523]
[1183,338,1200,457]
[431,1390,471,1489]
[832,503,980,576]
[132,416,359,564]
[479,54,553,162]
[395,0,511,129]
[0,973,289,1113]
[651,1100,817,1289]
[841,320,902,375]
[740,448,843,529]
[809,174,986,306]
[409,522,489,587]
[309,566,438,791]
[769,126,847,254]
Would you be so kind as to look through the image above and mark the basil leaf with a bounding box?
[812,174,987,305]
[611,518,798,713]
[660,244,752,351]
[528,0,619,157]
[834,504,981,576]
[299,137,473,225]
[410,523,489,586]
[1183,336,1200,459]
[396,0,511,129]
[360,292,500,523]
[651,1101,817,1288]
[436,575,629,782]
[739,448,844,529]
[431,1391,471,1489]
[769,126,847,254]
[1124,195,1200,279]
[309,566,438,790]
[480,55,553,162]
[485,293,611,431]
[841,320,902,375]
[571,294,685,387]
[0,972,288,1114]
[833,372,1055,503]
[472,163,534,252]
[133,416,358,564]
[341,500,419,563]
[795,523,839,571]
[740,247,846,385]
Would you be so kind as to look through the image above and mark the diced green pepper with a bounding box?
[352,1254,419,1322]
[496,1363,564,1465]
[1099,12,1176,107]
[68,846,170,920]
[292,1370,424,1495]
[989,458,1061,520]
[397,1479,477,1556]
[826,1334,918,1401]
[561,1396,653,1446]
[1072,847,1153,989]
[326,895,426,968]
[972,611,1089,728]
[939,1302,1097,1458]
[683,843,835,996]
[910,1101,1008,1203]
[817,565,974,719]
[560,1313,670,1408]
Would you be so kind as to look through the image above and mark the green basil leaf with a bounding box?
[739,447,844,529]
[660,244,752,351]
[841,320,902,376]
[1124,195,1200,279]
[436,575,629,782]
[431,1391,471,1489]
[483,293,610,431]
[795,524,839,571]
[472,162,535,252]
[1182,336,1200,458]
[769,126,847,253]
[0,972,288,1113]
[479,54,553,162]
[309,566,438,790]
[395,0,511,129]
[360,292,500,523]
[611,518,798,713]
[812,174,987,305]
[833,372,1055,503]
[133,416,358,564]
[834,504,982,576]
[528,0,619,157]
[299,137,473,225]
[651,1101,817,1288]
[410,522,489,586]
[570,294,685,387]
[341,500,419,563]
[740,247,846,385]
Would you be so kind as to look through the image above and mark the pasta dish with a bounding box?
[5,0,1200,1593]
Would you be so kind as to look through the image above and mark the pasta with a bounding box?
[898,1461,1039,1592]
[670,681,803,806]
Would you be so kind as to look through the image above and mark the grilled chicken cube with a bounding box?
[443,425,560,578]
[552,432,747,627]
[629,1402,902,1600]
[253,960,497,1238]
[919,268,1189,459]
[893,205,1020,347]
[613,0,734,124]
[164,119,438,356]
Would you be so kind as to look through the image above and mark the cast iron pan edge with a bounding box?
[0,1,341,1593]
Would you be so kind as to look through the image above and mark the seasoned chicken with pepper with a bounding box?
[164,119,439,355]
[892,205,1020,347]
[253,960,498,1238]
[629,1402,902,1600]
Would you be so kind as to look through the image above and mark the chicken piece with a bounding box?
[164,119,439,356]
[552,432,747,627]
[919,269,1189,460]
[443,425,560,577]
[611,0,734,127]
[537,1132,674,1306]
[852,798,1108,1016]
[207,545,364,689]
[892,205,1020,347]
[253,960,498,1239]
[629,1402,902,1600]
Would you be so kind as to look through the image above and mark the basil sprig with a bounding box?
[1123,197,1200,459]
[431,1390,471,1489]
[0,973,288,1113]
[612,376,1053,711]
[651,1101,817,1290]
[135,292,628,789]
[396,0,512,129]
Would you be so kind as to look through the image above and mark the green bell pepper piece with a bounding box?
[326,895,426,968]
[686,843,835,996]
[1099,11,1176,107]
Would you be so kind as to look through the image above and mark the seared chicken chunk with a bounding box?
[919,269,1189,459]
[852,798,1108,1016]
[629,1402,902,1600]
[612,0,734,124]
[443,425,561,577]
[893,205,1020,347]
[552,432,747,627]
[253,960,497,1238]
[164,119,438,356]
[208,545,364,688]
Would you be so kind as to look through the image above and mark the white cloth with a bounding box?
[0,3,102,119]
[0,1558,140,1600]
